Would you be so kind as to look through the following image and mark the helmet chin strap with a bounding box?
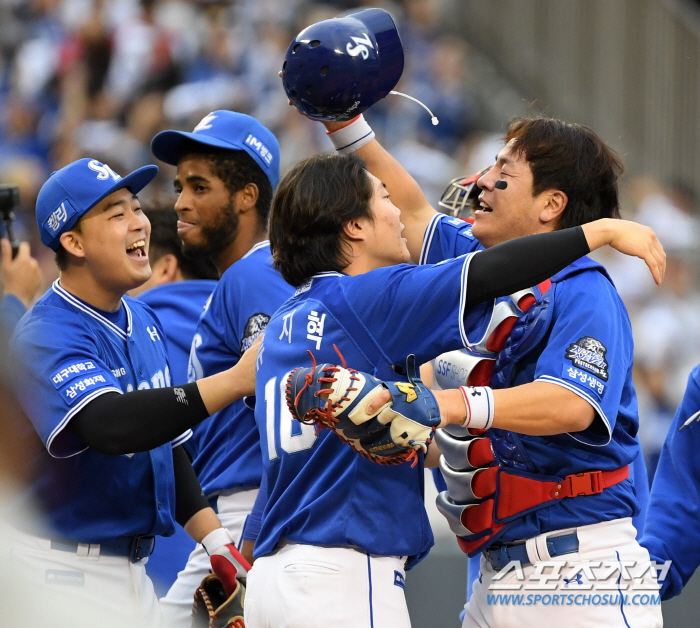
[389,91,439,125]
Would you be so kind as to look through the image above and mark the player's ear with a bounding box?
[235,183,259,215]
[59,230,86,259]
[342,218,367,243]
[155,253,180,283]
[538,189,568,226]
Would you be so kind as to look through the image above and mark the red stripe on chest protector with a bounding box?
[485,278,552,352]
[485,316,518,353]
[466,359,494,387]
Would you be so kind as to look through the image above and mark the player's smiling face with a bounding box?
[173,155,238,258]
[70,187,152,292]
[364,172,411,267]
[473,141,562,248]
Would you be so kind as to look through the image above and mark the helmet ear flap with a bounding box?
[282,9,404,121]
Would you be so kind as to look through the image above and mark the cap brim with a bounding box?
[117,165,159,195]
[86,165,159,212]
[151,130,241,165]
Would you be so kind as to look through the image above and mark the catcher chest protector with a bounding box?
[435,274,629,556]
[282,8,404,120]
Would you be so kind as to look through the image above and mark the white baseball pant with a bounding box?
[463,517,663,628]
[1,523,160,628]
[244,542,412,628]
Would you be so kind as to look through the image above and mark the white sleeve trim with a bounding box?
[46,386,123,458]
[172,429,193,448]
[458,252,481,348]
[537,375,612,446]
[419,213,444,265]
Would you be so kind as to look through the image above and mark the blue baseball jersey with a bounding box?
[138,279,216,595]
[254,256,494,568]
[641,364,700,600]
[422,214,641,543]
[187,241,295,496]
[139,280,217,385]
[10,280,188,542]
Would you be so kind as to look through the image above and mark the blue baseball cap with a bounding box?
[150,111,281,189]
[36,158,158,251]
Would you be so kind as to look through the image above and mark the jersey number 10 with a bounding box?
[264,374,317,461]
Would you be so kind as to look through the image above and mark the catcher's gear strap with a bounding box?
[327,114,375,154]
[192,573,245,628]
[68,382,207,455]
[453,464,630,555]
[173,445,209,526]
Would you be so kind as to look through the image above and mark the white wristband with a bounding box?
[326,114,375,154]
[459,386,495,430]
[201,527,234,555]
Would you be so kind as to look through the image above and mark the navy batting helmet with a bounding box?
[282,8,404,121]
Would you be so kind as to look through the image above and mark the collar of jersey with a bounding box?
[241,240,270,259]
[311,271,345,279]
[52,280,133,340]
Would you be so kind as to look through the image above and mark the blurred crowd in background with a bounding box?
[0,0,698,482]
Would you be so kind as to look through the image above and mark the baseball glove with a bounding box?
[286,351,440,466]
[192,573,245,628]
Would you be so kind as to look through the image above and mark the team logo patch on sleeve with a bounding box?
[240,313,271,352]
[565,337,609,381]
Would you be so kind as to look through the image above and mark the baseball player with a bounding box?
[640,363,700,599]
[150,111,295,625]
[317,109,664,627]
[7,158,258,627]
[435,170,653,613]
[131,208,218,596]
[243,149,664,628]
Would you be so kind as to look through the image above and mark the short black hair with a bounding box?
[269,154,374,287]
[144,207,218,280]
[505,116,624,229]
[179,142,273,228]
